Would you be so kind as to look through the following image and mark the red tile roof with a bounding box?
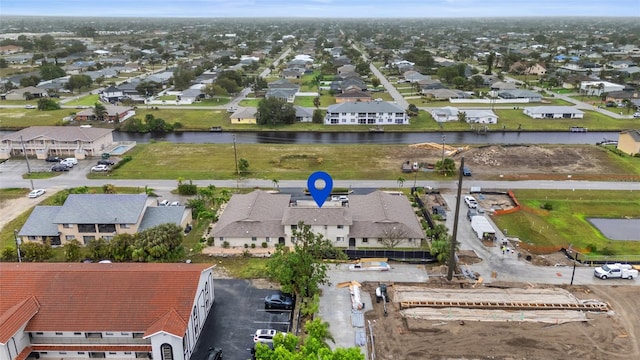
[0,296,40,344]
[144,309,188,338]
[32,345,152,352]
[0,263,212,338]
[14,346,33,360]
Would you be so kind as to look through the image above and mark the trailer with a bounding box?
[470,216,496,242]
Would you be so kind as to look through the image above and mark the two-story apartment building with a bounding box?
[0,263,214,360]
[17,194,191,246]
[211,190,425,248]
[0,126,114,160]
[324,101,408,125]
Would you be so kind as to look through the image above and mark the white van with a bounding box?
[63,158,78,165]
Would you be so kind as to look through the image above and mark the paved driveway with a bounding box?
[192,279,292,360]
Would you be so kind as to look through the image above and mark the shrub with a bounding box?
[207,237,214,246]
[261,242,268,248]
[251,243,256,248]
[541,202,553,211]
[244,243,249,249]
[222,241,230,249]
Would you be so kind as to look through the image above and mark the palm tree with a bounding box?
[397,177,405,188]
[93,103,107,122]
[272,179,279,189]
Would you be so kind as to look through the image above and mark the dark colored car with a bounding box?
[51,164,70,172]
[205,347,222,360]
[431,205,447,220]
[264,293,294,310]
[46,156,62,162]
[98,159,116,166]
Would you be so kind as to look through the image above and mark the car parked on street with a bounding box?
[51,164,70,172]
[60,159,75,168]
[264,293,294,310]
[91,164,110,172]
[28,189,46,198]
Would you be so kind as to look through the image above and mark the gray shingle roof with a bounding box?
[327,101,405,114]
[53,194,148,224]
[1,126,113,143]
[212,191,291,237]
[18,206,62,236]
[348,192,424,238]
[282,207,353,226]
[139,206,187,231]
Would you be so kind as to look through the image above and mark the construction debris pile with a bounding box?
[392,286,609,326]
[408,142,468,157]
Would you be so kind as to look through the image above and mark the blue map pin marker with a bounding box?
[307,171,333,208]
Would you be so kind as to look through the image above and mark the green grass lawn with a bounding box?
[0,108,76,128]
[492,189,640,256]
[189,98,231,107]
[493,109,639,131]
[64,94,100,106]
[133,108,229,130]
[238,98,261,107]
[158,95,177,101]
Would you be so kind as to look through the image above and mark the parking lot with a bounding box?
[192,279,292,360]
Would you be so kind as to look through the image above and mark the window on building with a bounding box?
[89,352,106,358]
[55,332,63,335]
[192,306,199,336]
[266,237,270,242]
[98,224,116,233]
[251,236,257,242]
[132,333,144,339]
[362,238,369,243]
[50,237,61,246]
[291,225,297,230]
[337,225,343,229]
[63,224,73,228]
[74,332,81,335]
[85,332,102,339]
[78,224,96,233]
[65,235,76,241]
[330,119,338,124]
[28,236,38,241]
[120,224,130,229]
[135,352,148,358]
[103,236,114,241]
[82,236,95,244]
[161,344,173,360]
[336,237,344,242]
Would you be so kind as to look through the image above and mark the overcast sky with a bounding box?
[2,0,639,18]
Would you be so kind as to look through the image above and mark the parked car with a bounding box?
[24,104,36,109]
[467,208,478,221]
[98,159,116,166]
[205,347,223,360]
[60,159,75,168]
[45,156,62,162]
[633,112,640,118]
[431,205,447,220]
[264,293,294,310]
[159,199,170,206]
[63,158,78,165]
[253,329,279,343]
[462,166,472,176]
[91,164,110,172]
[464,195,478,209]
[51,164,70,172]
[28,189,46,198]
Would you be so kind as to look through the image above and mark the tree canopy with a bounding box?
[39,63,65,81]
[254,319,364,360]
[256,97,296,125]
[266,222,346,298]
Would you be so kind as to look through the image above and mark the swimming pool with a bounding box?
[110,145,130,155]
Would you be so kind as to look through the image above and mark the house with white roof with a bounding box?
[580,81,625,96]
[324,101,408,125]
[430,107,498,124]
[523,106,585,119]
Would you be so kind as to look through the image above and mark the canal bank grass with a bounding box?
[492,109,638,131]
[105,142,448,180]
[492,189,640,256]
[134,108,229,129]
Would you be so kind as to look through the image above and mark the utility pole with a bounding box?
[232,134,239,176]
[14,229,22,263]
[447,157,465,281]
[441,135,446,174]
[20,136,31,174]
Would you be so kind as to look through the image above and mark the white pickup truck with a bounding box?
[593,263,638,280]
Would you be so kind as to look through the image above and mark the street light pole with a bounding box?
[14,229,22,263]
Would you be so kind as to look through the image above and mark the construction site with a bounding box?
[361,278,640,360]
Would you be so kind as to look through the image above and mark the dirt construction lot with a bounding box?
[400,144,638,181]
[364,279,640,360]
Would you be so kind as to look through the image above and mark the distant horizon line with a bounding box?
[2,14,638,19]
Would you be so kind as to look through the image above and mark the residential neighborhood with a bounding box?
[1,12,640,360]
